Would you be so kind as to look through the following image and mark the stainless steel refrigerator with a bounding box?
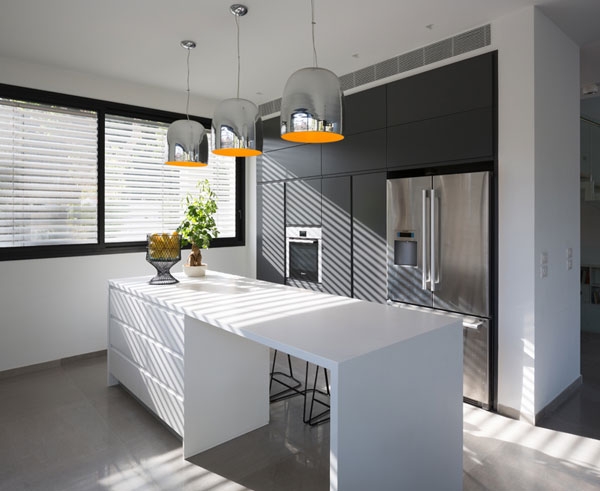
[387,170,491,408]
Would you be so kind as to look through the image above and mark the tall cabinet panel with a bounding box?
[322,176,352,297]
[285,179,322,226]
[257,182,285,284]
[352,172,388,303]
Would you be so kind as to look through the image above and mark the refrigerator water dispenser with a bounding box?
[394,231,417,267]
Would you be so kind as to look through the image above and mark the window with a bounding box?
[0,98,98,248]
[104,115,237,242]
[0,84,244,261]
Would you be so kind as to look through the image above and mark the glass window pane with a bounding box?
[0,98,98,247]
[104,115,237,243]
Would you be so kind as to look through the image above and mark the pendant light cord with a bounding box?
[185,48,191,120]
[311,0,318,67]
[235,14,241,99]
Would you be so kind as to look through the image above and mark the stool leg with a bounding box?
[270,350,303,402]
[304,363,331,425]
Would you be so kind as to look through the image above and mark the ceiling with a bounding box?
[0,0,598,107]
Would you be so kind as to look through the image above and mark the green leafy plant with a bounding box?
[177,179,219,266]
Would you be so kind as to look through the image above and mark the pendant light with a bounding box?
[212,4,263,157]
[166,40,208,167]
[280,0,343,143]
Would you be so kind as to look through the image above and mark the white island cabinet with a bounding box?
[108,271,463,491]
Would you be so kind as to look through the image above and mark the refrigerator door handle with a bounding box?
[464,320,484,330]
[422,189,428,290]
[430,188,437,292]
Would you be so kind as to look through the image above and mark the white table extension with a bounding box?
[107,271,463,491]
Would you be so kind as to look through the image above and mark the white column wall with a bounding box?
[532,10,580,414]
[492,7,581,420]
[493,8,537,421]
[0,56,253,372]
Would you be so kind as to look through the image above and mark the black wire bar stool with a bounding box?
[269,350,331,426]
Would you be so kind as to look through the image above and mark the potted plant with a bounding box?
[177,179,219,276]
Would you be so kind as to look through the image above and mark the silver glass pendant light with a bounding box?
[166,40,208,166]
[212,4,263,157]
[280,0,343,144]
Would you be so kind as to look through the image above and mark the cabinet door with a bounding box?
[387,52,494,126]
[286,179,322,226]
[387,106,493,169]
[257,182,285,283]
[322,176,352,297]
[344,85,386,136]
[352,172,388,303]
[258,143,321,182]
[322,129,386,175]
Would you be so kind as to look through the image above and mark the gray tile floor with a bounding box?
[0,337,599,491]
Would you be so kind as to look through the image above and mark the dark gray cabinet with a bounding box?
[285,178,322,226]
[344,85,386,135]
[258,143,321,182]
[322,176,352,297]
[387,53,494,126]
[256,53,496,301]
[387,106,494,169]
[257,182,285,284]
[352,172,388,303]
[322,129,386,176]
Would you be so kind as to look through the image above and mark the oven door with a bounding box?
[287,238,321,283]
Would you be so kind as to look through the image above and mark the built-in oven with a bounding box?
[285,226,322,284]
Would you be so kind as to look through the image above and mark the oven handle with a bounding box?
[288,238,319,244]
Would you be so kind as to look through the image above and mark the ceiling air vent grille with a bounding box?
[259,23,491,117]
[397,49,424,74]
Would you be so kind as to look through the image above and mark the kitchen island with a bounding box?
[108,271,462,491]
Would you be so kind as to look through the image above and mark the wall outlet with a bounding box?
[540,264,548,278]
[566,248,573,270]
[540,251,548,265]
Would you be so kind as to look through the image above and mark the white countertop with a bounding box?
[110,271,459,369]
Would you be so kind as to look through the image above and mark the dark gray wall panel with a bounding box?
[257,182,285,283]
[352,172,388,303]
[322,176,352,297]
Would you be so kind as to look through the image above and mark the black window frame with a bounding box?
[0,83,245,262]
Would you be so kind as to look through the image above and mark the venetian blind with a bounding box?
[0,98,98,247]
[104,115,236,243]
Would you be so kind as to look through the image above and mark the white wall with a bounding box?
[492,7,580,421]
[0,56,255,372]
[0,55,218,116]
[532,10,580,415]
[493,7,537,421]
